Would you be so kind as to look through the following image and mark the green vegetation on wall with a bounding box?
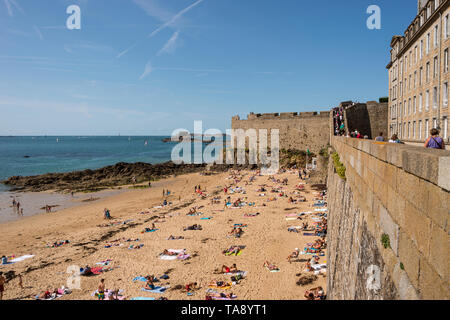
[331,152,346,179]
[381,233,391,249]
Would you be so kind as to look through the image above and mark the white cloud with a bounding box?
[3,0,13,16]
[147,0,204,38]
[139,61,153,80]
[157,30,180,56]
[33,26,44,40]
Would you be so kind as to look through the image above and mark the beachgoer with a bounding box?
[389,134,402,143]
[424,128,445,149]
[375,132,384,142]
[98,279,105,300]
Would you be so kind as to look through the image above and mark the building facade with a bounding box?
[387,0,449,145]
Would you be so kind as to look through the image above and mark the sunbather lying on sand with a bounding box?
[38,288,58,300]
[263,261,279,271]
[220,264,238,273]
[162,249,180,256]
[206,292,235,300]
[287,248,300,263]
[183,224,202,231]
[184,282,199,292]
[168,235,184,240]
[229,228,243,237]
[209,280,232,288]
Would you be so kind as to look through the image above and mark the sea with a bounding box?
[0,135,227,182]
[0,135,224,223]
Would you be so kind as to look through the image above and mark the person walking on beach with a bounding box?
[97,279,105,300]
[0,272,6,300]
[424,128,445,149]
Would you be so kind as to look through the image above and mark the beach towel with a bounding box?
[133,276,148,282]
[142,228,159,233]
[303,233,316,236]
[35,294,63,300]
[6,254,35,264]
[200,217,213,220]
[159,255,178,260]
[285,218,298,221]
[223,271,247,277]
[96,259,112,266]
[177,254,190,260]
[131,297,156,300]
[141,286,168,294]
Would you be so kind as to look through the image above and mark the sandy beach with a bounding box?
[0,169,327,300]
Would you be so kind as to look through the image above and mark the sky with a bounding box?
[0,0,417,135]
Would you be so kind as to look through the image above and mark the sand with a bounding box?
[0,169,327,300]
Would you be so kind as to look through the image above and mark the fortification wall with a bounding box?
[327,136,449,299]
[344,102,388,139]
[231,111,330,153]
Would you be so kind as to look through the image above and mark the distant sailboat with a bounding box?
[144,140,148,146]
[56,138,59,143]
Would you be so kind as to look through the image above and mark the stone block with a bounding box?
[426,183,449,230]
[419,258,450,299]
[403,201,432,258]
[396,170,426,212]
[438,156,450,191]
[428,222,449,281]
[373,174,388,208]
[370,142,387,162]
[386,186,406,226]
[398,231,420,288]
[379,204,399,255]
[402,148,440,186]
[386,143,405,168]
[391,263,421,300]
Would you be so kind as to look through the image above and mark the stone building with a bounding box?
[387,0,450,145]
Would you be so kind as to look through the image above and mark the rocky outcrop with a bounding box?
[2,162,211,193]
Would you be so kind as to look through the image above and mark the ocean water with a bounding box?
[0,136,216,181]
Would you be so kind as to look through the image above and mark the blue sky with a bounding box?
[0,0,416,135]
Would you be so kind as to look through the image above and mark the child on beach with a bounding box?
[97,279,105,300]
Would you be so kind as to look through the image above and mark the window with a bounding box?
[419,93,423,112]
[419,67,423,85]
[414,71,417,88]
[433,118,437,129]
[426,90,430,110]
[419,120,423,140]
[445,49,449,73]
[413,121,416,138]
[399,123,402,138]
[415,46,418,64]
[409,75,412,90]
[404,122,407,137]
[445,15,449,39]
[433,86,438,108]
[420,40,423,59]
[444,82,448,106]
[399,102,402,116]
[435,0,439,10]
[427,6,431,20]
[434,56,438,78]
[408,122,411,138]
[414,96,417,113]
[444,117,448,139]
[409,98,412,114]
[427,33,430,53]
[426,62,430,81]
[434,25,439,48]
[400,81,403,96]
